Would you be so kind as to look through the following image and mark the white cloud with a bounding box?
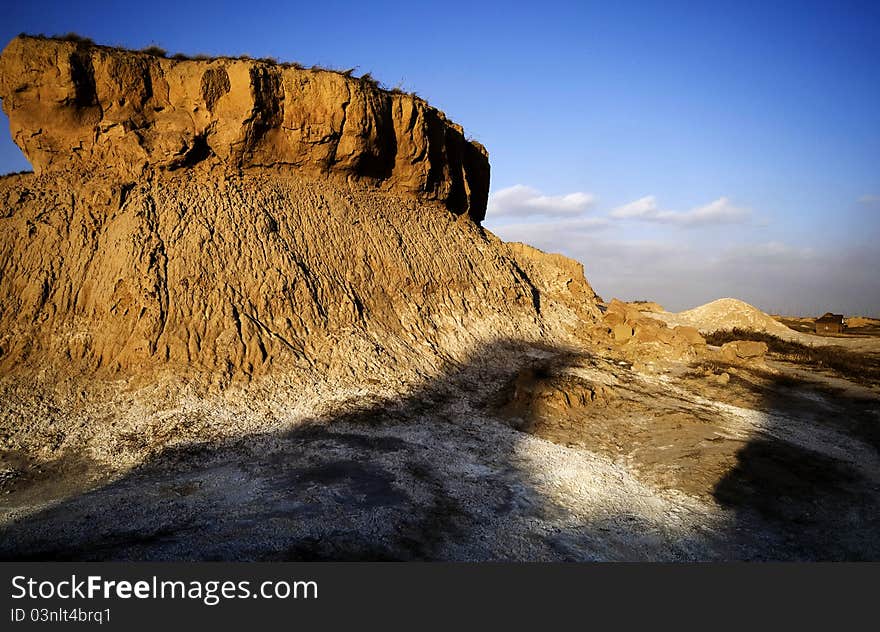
[609,195,660,219]
[610,195,750,226]
[487,185,596,219]
[485,186,878,313]
[491,217,610,244]
[490,205,880,314]
[679,197,751,225]
[859,195,880,204]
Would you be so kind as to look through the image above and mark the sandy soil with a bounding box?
[1,339,877,561]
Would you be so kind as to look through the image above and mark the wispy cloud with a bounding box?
[609,195,660,220]
[720,241,815,264]
[490,217,609,244]
[610,195,750,226]
[509,232,877,314]
[485,182,877,312]
[487,185,596,219]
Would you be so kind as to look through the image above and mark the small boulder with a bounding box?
[714,372,731,385]
[606,298,642,324]
[720,340,768,363]
[613,323,635,341]
[603,311,626,327]
[674,326,705,346]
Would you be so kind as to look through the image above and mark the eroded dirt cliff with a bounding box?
[0,170,597,380]
[0,36,489,219]
[0,36,597,382]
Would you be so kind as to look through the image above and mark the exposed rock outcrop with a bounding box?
[592,298,707,364]
[0,36,489,219]
[627,300,664,313]
[497,363,614,433]
[505,242,599,330]
[719,340,768,364]
[0,37,599,381]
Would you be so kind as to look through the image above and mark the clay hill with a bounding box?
[2,36,879,562]
[0,35,597,381]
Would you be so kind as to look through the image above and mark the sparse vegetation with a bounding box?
[56,32,95,46]
[684,358,736,380]
[140,45,167,57]
[689,357,734,374]
[705,329,807,354]
[14,34,425,101]
[705,328,880,384]
[358,72,380,89]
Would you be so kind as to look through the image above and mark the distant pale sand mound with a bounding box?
[646,298,799,337]
[644,298,880,351]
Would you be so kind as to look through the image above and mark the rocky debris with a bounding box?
[496,362,614,432]
[602,298,642,327]
[628,300,664,313]
[592,299,707,364]
[644,298,880,353]
[0,36,489,219]
[719,340,768,364]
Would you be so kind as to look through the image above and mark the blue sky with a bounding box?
[1,1,878,314]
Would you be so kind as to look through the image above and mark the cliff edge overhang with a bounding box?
[0,35,489,220]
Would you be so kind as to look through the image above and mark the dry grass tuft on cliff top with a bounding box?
[18,32,414,97]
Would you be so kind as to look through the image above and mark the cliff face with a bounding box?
[0,36,489,220]
[0,170,597,380]
[0,37,599,381]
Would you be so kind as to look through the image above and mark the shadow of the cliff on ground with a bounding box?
[711,369,880,560]
[1,339,879,560]
[0,338,594,561]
